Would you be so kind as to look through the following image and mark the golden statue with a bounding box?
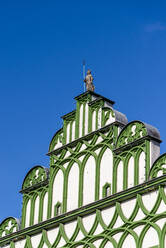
[84,69,95,92]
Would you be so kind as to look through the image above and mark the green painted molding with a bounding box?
[1,175,166,246]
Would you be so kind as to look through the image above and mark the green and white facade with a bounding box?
[0,90,166,247]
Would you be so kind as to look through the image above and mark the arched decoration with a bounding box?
[127,156,134,188]
[42,191,48,221]
[33,195,40,225]
[0,217,20,237]
[102,107,115,126]
[66,162,79,212]
[21,166,49,192]
[82,155,96,205]
[54,202,62,216]
[138,151,146,183]
[51,169,64,217]
[24,198,31,228]
[102,183,111,198]
[115,121,160,149]
[139,225,160,248]
[149,153,166,179]
[98,148,113,199]
[48,128,64,152]
[116,160,124,192]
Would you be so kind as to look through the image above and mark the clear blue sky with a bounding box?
[0,0,166,222]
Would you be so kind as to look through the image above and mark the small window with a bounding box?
[54,202,62,216]
[102,183,111,198]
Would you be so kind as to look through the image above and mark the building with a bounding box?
[0,77,166,247]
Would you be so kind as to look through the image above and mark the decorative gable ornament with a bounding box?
[0,87,166,248]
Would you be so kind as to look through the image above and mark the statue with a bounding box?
[84,69,95,92]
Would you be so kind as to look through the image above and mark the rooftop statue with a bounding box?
[84,69,95,91]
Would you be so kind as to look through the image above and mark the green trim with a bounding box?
[1,176,166,247]
[102,183,111,198]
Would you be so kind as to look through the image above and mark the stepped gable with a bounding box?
[0,89,166,248]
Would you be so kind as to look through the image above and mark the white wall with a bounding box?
[99,149,113,199]
[34,195,39,224]
[84,104,89,135]
[52,170,63,217]
[72,121,75,141]
[42,192,48,221]
[67,163,79,211]
[25,199,31,228]
[117,161,123,192]
[139,152,145,183]
[83,156,96,205]
[142,227,159,248]
[79,104,83,137]
[92,111,96,132]
[128,156,134,187]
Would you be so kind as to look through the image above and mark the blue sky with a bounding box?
[0,0,166,222]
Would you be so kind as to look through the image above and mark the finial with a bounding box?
[84,69,95,92]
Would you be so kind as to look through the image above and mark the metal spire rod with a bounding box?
[83,60,86,92]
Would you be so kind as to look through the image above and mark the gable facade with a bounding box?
[0,91,166,248]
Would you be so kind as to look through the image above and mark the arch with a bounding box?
[127,156,134,188]
[42,191,48,221]
[67,162,80,211]
[21,166,49,191]
[98,147,113,199]
[115,121,160,149]
[0,217,20,237]
[116,160,124,193]
[25,198,31,227]
[138,151,146,184]
[149,153,166,179]
[118,229,138,248]
[138,223,161,248]
[48,128,63,152]
[51,169,64,217]
[33,195,40,224]
[82,155,96,205]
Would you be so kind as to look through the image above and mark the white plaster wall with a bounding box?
[67,163,79,211]
[99,148,113,199]
[121,198,136,219]
[82,213,96,232]
[92,110,96,132]
[42,192,48,221]
[34,195,39,225]
[52,169,63,217]
[15,240,26,248]
[150,140,160,167]
[64,220,77,239]
[83,156,96,205]
[72,121,75,141]
[66,123,70,144]
[128,156,134,188]
[139,151,145,183]
[92,239,103,247]
[101,206,116,226]
[141,190,158,212]
[84,103,89,135]
[25,198,31,227]
[47,227,59,245]
[79,104,83,137]
[142,227,159,248]
[122,235,136,248]
[98,108,102,129]
[117,161,123,192]
[31,233,42,248]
